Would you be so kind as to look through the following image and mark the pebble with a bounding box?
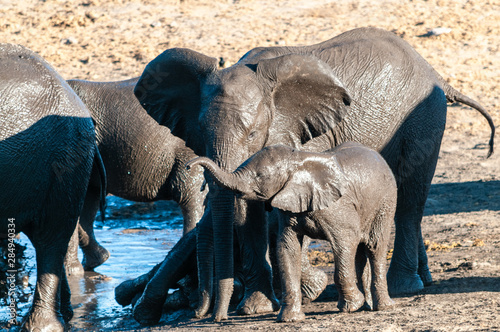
[426,27,452,36]
[62,37,78,45]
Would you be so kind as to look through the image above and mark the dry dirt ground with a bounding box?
[1,0,499,331]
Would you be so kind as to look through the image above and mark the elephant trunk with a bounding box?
[187,157,248,194]
[187,156,242,321]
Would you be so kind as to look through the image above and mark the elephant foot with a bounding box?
[236,290,280,316]
[195,290,211,318]
[64,260,84,277]
[301,266,328,304]
[133,292,165,326]
[163,289,190,311]
[387,268,424,296]
[277,305,305,322]
[373,296,395,311]
[164,275,197,311]
[21,307,65,332]
[337,289,365,313]
[115,274,150,306]
[82,244,110,271]
[196,276,239,318]
[418,264,433,287]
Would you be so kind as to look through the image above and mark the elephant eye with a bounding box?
[248,130,258,140]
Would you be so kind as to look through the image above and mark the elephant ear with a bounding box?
[270,156,345,213]
[134,48,218,155]
[256,54,351,147]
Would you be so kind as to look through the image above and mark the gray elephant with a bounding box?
[0,44,105,332]
[188,142,397,321]
[117,207,328,325]
[64,78,208,273]
[134,27,495,321]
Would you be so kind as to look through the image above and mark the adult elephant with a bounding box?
[134,27,495,321]
[64,78,208,273]
[0,44,105,332]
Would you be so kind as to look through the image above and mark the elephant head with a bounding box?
[134,47,351,320]
[187,145,346,214]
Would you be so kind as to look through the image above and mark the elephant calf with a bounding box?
[188,142,396,322]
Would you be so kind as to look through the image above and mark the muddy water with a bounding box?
[1,196,185,331]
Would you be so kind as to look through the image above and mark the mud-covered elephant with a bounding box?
[0,44,105,332]
[134,27,495,321]
[188,142,397,321]
[64,78,208,273]
[117,206,328,325]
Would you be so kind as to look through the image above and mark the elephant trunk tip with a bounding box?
[186,157,202,170]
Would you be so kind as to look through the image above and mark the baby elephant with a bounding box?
[188,142,396,322]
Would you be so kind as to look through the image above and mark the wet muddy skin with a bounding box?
[1,196,184,331]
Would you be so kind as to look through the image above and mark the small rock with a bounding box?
[86,11,100,22]
[429,27,452,36]
[80,56,90,64]
[151,21,161,28]
[169,21,178,28]
[420,27,452,37]
[457,261,477,270]
[62,37,78,45]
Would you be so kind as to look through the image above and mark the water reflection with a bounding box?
[0,196,183,331]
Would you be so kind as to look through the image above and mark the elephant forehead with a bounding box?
[214,65,258,94]
[248,146,294,169]
[202,73,264,130]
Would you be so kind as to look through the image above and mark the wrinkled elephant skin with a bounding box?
[64,78,208,273]
[189,142,397,321]
[135,27,495,320]
[0,44,103,332]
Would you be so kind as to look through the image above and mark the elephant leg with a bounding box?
[115,261,162,307]
[387,204,424,295]
[195,211,214,318]
[368,243,394,311]
[60,266,74,323]
[331,213,364,313]
[355,244,372,309]
[386,98,444,295]
[234,200,279,316]
[368,204,394,311]
[418,231,432,286]
[277,221,305,322]
[387,144,440,294]
[133,228,197,325]
[334,247,364,313]
[300,236,328,304]
[22,221,77,332]
[267,210,282,297]
[64,223,84,277]
[78,184,109,271]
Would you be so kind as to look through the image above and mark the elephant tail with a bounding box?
[94,147,107,222]
[443,84,495,158]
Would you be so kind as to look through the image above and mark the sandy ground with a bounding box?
[0,0,499,331]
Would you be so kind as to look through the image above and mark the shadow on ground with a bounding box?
[423,276,500,294]
[425,180,500,215]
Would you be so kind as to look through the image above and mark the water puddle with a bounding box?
[1,196,184,331]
